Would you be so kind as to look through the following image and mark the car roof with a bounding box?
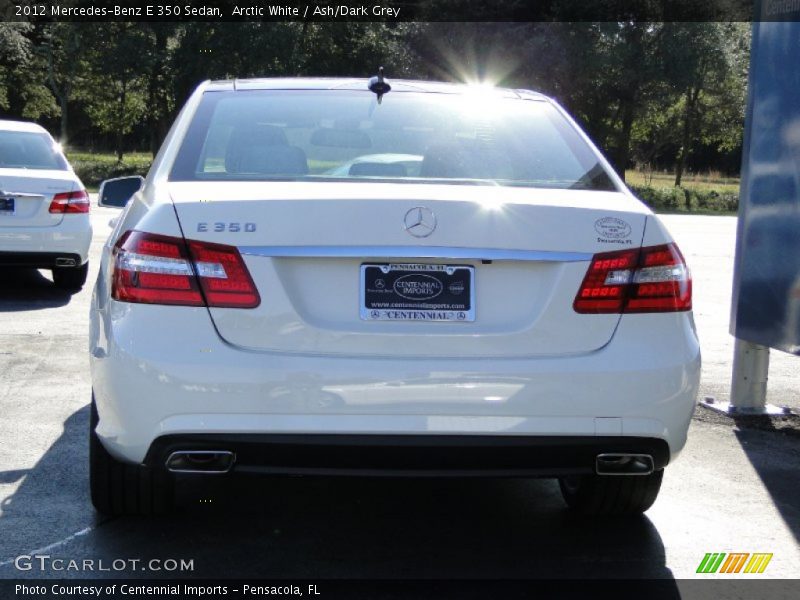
[205,77,549,101]
[0,119,50,134]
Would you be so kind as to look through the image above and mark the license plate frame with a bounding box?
[360,263,475,322]
[0,197,15,215]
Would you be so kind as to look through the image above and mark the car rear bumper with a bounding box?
[91,302,701,467]
[0,216,92,264]
[144,433,671,477]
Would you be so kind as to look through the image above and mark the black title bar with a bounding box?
[2,0,788,23]
[4,579,800,600]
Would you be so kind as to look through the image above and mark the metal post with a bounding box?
[702,338,788,415]
[730,339,770,410]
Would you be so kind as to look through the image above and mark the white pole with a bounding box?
[730,338,770,410]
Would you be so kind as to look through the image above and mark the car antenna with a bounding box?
[368,67,391,104]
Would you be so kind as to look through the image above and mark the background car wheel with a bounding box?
[90,397,174,516]
[53,262,88,291]
[558,470,664,515]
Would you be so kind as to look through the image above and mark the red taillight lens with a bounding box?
[573,243,691,314]
[186,239,260,308]
[626,244,692,312]
[573,249,639,314]
[49,190,90,213]
[111,231,260,308]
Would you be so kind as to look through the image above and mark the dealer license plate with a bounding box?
[360,263,475,322]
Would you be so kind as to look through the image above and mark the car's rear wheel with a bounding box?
[90,397,174,516]
[558,470,663,515]
[53,262,88,291]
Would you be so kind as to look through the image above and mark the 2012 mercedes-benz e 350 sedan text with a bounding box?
[89,77,700,516]
[0,120,91,290]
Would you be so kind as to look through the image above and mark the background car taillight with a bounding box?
[111,231,260,308]
[574,243,691,314]
[49,190,90,213]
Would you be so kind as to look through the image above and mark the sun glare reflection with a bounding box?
[475,195,506,212]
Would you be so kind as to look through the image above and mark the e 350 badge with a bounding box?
[595,217,632,245]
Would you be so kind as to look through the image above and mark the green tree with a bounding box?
[140,23,179,155]
[85,23,149,161]
[35,22,93,144]
[661,22,750,186]
[0,22,33,112]
[594,23,667,180]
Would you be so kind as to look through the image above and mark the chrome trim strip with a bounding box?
[238,246,592,262]
[0,192,43,199]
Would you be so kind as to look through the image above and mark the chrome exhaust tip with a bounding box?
[55,258,77,267]
[595,453,654,476]
[165,450,236,474]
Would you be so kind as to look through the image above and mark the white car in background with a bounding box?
[0,120,91,290]
[90,78,700,517]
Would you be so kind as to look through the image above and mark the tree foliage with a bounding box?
[0,22,33,111]
[0,22,750,174]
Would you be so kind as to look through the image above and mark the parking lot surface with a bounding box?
[0,204,798,587]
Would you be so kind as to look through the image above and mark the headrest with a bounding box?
[420,142,479,179]
[225,124,290,173]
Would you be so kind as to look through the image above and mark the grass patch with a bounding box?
[66,151,152,189]
[629,184,738,214]
[66,152,342,187]
[625,170,739,214]
[308,159,342,174]
[625,169,740,193]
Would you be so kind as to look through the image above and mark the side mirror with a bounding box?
[98,176,144,208]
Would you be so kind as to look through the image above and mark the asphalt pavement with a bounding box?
[0,204,798,590]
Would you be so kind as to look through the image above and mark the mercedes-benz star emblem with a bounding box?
[403,207,437,238]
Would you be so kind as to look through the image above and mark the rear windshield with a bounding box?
[170,89,617,191]
[0,130,68,170]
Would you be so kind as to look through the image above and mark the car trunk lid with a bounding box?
[170,182,648,358]
[0,169,78,227]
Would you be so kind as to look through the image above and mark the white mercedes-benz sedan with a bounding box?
[0,120,91,290]
[89,77,700,516]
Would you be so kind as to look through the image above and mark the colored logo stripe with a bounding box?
[719,553,749,573]
[744,553,773,573]
[697,552,772,574]
[697,553,726,573]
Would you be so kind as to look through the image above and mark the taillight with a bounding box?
[186,239,261,308]
[111,231,260,308]
[49,190,90,213]
[574,243,691,314]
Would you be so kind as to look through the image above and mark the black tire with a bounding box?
[90,398,174,516]
[558,470,664,515]
[53,262,88,291]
